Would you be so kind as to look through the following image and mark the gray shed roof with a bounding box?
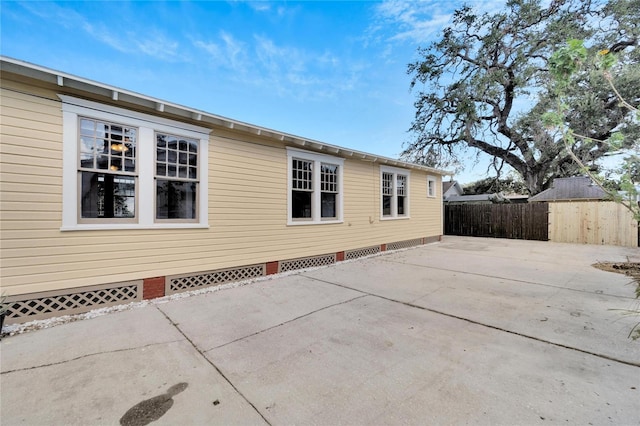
[529,177,608,202]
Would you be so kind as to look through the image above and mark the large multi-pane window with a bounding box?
[380,166,410,219]
[287,148,344,225]
[61,95,209,230]
[78,118,137,220]
[156,134,198,220]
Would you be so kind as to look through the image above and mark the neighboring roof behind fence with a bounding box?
[529,176,608,202]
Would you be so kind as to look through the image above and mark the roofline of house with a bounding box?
[529,197,610,202]
[1,55,449,175]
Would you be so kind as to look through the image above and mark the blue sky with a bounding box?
[1,0,505,184]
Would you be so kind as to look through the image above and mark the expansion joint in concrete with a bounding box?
[155,305,273,426]
[0,339,184,375]
[380,258,637,301]
[301,275,640,369]
[203,293,369,353]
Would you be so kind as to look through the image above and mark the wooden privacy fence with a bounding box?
[445,201,638,246]
[444,203,549,241]
[548,201,638,247]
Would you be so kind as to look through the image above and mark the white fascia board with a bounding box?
[58,95,210,137]
[380,164,411,175]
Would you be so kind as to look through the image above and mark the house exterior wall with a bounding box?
[1,72,443,321]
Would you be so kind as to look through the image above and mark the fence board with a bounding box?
[548,201,638,247]
[444,203,548,241]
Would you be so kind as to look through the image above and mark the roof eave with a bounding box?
[0,56,449,175]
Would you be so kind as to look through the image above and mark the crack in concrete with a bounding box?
[155,306,272,426]
[379,258,637,300]
[301,275,640,369]
[203,294,369,353]
[0,339,185,375]
[408,286,455,305]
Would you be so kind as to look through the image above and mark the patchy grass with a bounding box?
[594,262,640,340]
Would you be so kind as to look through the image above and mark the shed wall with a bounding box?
[548,201,638,247]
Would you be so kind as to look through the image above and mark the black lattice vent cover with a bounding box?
[386,238,424,251]
[345,246,381,260]
[278,254,336,273]
[4,281,143,324]
[167,264,266,295]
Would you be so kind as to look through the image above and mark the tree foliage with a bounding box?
[545,40,640,221]
[463,177,528,195]
[546,36,640,341]
[404,0,639,194]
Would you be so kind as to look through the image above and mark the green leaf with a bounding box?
[607,132,625,150]
[541,111,563,127]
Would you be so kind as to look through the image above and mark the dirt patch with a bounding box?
[593,262,640,297]
[593,261,640,277]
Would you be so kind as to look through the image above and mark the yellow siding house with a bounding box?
[0,57,446,324]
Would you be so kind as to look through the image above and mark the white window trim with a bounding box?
[59,95,210,231]
[286,147,344,226]
[427,175,437,198]
[380,165,410,220]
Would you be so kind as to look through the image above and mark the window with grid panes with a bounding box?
[382,172,393,217]
[321,163,338,218]
[61,95,209,230]
[78,117,137,220]
[156,133,199,220]
[292,158,313,219]
[397,174,407,215]
[287,148,344,225]
[380,166,409,219]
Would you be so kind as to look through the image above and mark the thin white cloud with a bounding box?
[192,32,250,75]
[221,31,249,71]
[369,0,453,45]
[193,32,362,101]
[19,2,183,61]
[234,1,298,18]
[247,2,271,13]
[369,0,507,47]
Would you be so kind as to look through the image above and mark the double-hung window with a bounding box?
[79,118,137,221]
[380,166,410,219]
[287,148,344,225]
[155,133,199,221]
[60,95,209,230]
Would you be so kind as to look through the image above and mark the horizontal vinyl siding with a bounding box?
[209,136,442,262]
[1,77,443,297]
[0,85,65,293]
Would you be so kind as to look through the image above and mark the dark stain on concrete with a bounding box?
[120,382,188,426]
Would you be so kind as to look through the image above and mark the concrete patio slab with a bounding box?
[208,295,639,425]
[1,337,267,425]
[157,274,362,353]
[301,238,640,364]
[384,239,634,297]
[1,306,183,372]
[1,236,639,425]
